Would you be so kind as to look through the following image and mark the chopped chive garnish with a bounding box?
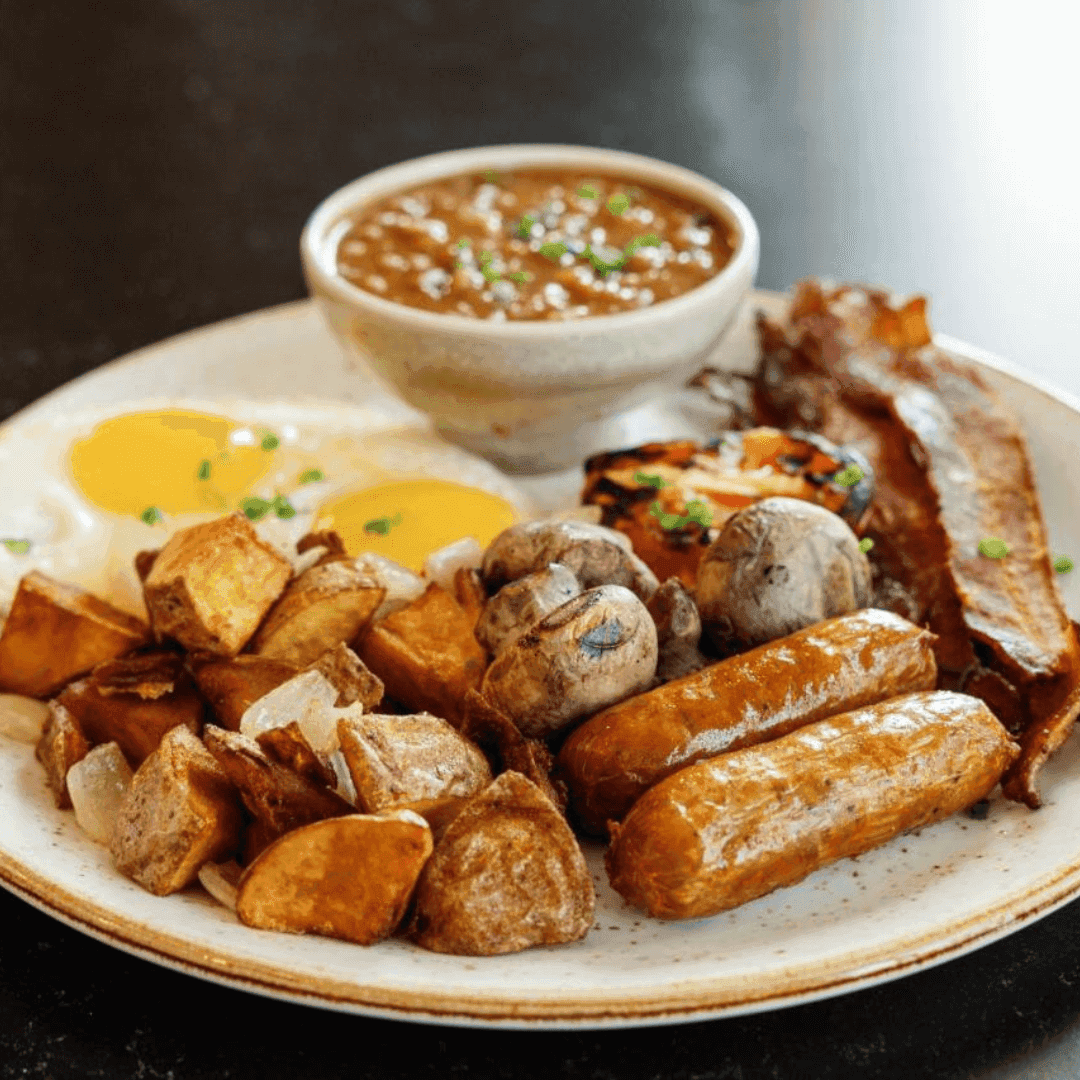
[584,244,624,276]
[858,537,874,554]
[507,271,532,284]
[478,250,493,266]
[833,464,865,487]
[240,496,271,521]
[978,538,1010,559]
[260,433,279,451]
[482,170,504,184]
[364,512,403,536]
[481,265,502,283]
[606,192,630,216]
[649,499,712,531]
[197,459,211,481]
[140,507,162,526]
[626,186,643,199]
[1,539,30,555]
[685,500,713,527]
[633,470,666,489]
[624,233,661,258]
[539,241,567,262]
[517,214,536,239]
[577,184,599,200]
[456,238,469,249]
[298,468,324,484]
[1054,554,1074,574]
[272,495,296,520]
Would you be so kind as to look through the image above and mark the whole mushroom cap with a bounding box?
[696,496,871,651]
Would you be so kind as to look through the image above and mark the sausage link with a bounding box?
[557,608,937,834]
[605,690,1019,920]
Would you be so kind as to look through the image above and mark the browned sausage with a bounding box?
[606,690,1019,920]
[557,608,937,834]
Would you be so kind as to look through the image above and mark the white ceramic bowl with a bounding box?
[300,144,760,473]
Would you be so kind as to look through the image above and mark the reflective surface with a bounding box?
[2,1,1079,1076]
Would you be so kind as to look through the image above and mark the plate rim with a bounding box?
[3,292,1080,1029]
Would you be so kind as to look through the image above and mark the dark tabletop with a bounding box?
[3,2,1080,1077]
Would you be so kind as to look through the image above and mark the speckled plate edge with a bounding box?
[2,294,1080,1029]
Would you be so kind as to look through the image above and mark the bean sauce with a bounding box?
[335,170,736,321]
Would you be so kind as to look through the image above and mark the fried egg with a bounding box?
[0,402,531,618]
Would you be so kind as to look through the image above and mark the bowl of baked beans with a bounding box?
[301,145,759,473]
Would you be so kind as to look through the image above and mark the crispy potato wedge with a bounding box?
[35,702,90,809]
[142,513,292,656]
[189,653,301,731]
[57,653,204,766]
[410,771,594,956]
[357,583,488,729]
[202,726,353,856]
[110,725,243,895]
[251,561,384,667]
[0,571,149,698]
[235,810,433,945]
[336,711,491,813]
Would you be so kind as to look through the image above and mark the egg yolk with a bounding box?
[317,479,518,572]
[69,410,272,516]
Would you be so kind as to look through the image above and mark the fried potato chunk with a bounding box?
[56,653,204,766]
[235,810,433,945]
[308,642,384,709]
[202,726,353,856]
[251,561,384,667]
[410,771,594,956]
[142,513,292,656]
[357,583,488,729]
[256,722,338,789]
[336,711,491,813]
[36,702,90,809]
[189,654,301,731]
[110,725,243,895]
[0,571,149,698]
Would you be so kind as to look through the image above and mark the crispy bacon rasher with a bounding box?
[751,279,1080,807]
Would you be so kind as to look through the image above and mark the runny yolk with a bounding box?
[69,410,272,516]
[317,479,519,572]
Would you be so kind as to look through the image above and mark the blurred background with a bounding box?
[3,0,1078,423]
[3,2,1080,1077]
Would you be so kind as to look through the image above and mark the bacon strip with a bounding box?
[752,280,1080,806]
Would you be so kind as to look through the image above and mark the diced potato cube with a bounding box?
[356,584,488,728]
[0,571,149,698]
[235,810,433,945]
[110,725,243,895]
[337,711,491,813]
[251,561,384,667]
[0,693,51,744]
[35,702,90,809]
[411,772,594,955]
[66,741,133,845]
[57,653,204,766]
[308,643,384,710]
[142,513,292,656]
[189,654,301,731]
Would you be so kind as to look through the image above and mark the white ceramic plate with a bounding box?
[2,293,1080,1030]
